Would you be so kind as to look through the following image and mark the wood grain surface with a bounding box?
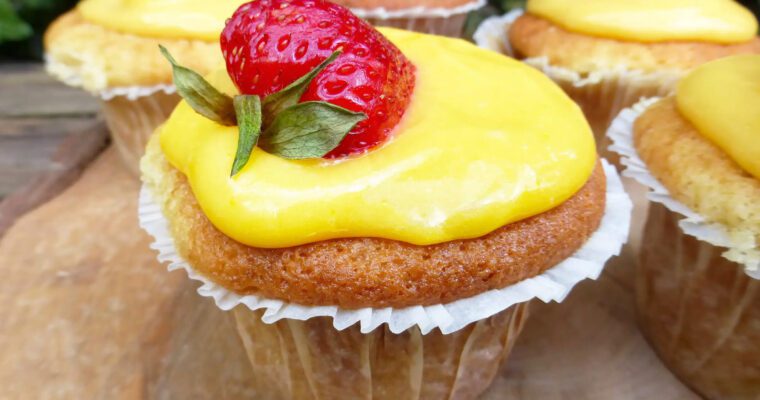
[0,149,256,399]
[0,121,108,236]
[0,63,99,199]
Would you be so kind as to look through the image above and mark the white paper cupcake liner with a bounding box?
[46,54,181,176]
[45,53,177,101]
[350,0,484,36]
[351,0,485,19]
[472,9,521,56]
[607,98,760,278]
[98,84,176,101]
[138,159,631,334]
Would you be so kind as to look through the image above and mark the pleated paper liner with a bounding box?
[351,0,485,37]
[233,302,528,399]
[100,88,179,177]
[47,53,180,177]
[638,203,760,400]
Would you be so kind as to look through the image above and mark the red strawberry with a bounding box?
[221,0,415,158]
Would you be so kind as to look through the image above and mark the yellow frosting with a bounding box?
[160,28,596,248]
[78,0,245,40]
[677,55,760,180]
[527,0,758,44]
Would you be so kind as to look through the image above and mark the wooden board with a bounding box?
[0,146,699,398]
[0,121,108,236]
[483,255,697,399]
[0,63,100,199]
[0,149,256,399]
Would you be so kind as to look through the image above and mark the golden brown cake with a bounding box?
[510,14,760,75]
[142,135,605,308]
[634,98,760,247]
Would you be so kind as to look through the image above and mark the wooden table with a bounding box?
[0,63,105,236]
[0,63,698,399]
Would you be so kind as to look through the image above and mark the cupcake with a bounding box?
[334,0,486,37]
[475,0,760,155]
[608,55,760,399]
[139,0,631,397]
[44,0,242,175]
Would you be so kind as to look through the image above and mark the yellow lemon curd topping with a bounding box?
[527,0,758,44]
[78,0,245,41]
[677,55,760,180]
[160,29,596,248]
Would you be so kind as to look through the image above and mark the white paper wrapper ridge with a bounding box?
[45,53,176,101]
[98,84,176,101]
[607,98,760,278]
[472,10,522,57]
[138,160,632,335]
[350,0,485,19]
[349,0,484,37]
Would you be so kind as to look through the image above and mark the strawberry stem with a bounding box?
[159,46,365,176]
[159,45,237,126]
[230,95,263,176]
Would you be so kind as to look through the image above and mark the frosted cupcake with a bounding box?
[475,0,760,154]
[44,0,243,175]
[139,0,631,397]
[608,55,760,399]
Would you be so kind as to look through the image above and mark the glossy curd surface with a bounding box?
[527,0,758,44]
[677,55,760,180]
[160,28,596,248]
[78,0,245,40]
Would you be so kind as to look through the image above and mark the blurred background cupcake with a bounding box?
[608,55,760,399]
[336,0,487,37]
[43,0,239,175]
[40,0,485,176]
[473,0,760,156]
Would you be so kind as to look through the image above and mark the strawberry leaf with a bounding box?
[261,51,341,126]
[230,95,263,177]
[159,45,237,126]
[259,101,366,159]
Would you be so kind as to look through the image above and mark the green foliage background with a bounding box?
[0,0,758,59]
[0,0,77,60]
